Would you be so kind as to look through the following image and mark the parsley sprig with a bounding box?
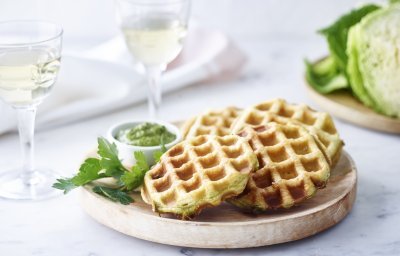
[52,137,165,205]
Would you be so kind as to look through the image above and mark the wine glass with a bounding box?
[116,0,191,118]
[0,21,63,200]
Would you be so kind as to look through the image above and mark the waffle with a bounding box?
[231,99,343,166]
[141,134,258,218]
[228,123,331,211]
[181,107,242,138]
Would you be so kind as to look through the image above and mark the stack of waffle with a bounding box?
[141,99,344,219]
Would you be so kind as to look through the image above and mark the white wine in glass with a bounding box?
[0,21,63,200]
[116,0,191,118]
[0,47,60,106]
[122,14,187,67]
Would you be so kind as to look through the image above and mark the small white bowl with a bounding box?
[107,120,182,167]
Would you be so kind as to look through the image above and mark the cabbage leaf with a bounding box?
[305,4,380,94]
[347,4,400,117]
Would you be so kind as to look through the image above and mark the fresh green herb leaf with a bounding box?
[97,137,122,169]
[318,4,380,70]
[92,186,134,205]
[52,158,103,194]
[120,151,149,191]
[71,158,103,185]
[120,146,167,190]
[97,137,127,177]
[153,140,167,163]
[53,136,165,204]
[53,138,124,194]
[120,168,143,191]
[52,178,77,194]
[153,151,163,163]
[134,151,149,173]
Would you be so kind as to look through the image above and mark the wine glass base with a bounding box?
[0,169,62,200]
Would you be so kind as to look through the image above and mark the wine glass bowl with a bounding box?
[0,21,63,200]
[116,0,191,117]
[0,21,62,108]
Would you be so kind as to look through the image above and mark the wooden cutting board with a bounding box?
[304,69,400,134]
[79,150,357,248]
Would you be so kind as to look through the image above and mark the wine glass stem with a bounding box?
[16,107,37,185]
[145,66,162,118]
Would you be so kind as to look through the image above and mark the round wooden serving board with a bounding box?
[304,73,400,134]
[80,151,357,249]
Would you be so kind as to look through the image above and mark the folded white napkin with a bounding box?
[0,27,246,135]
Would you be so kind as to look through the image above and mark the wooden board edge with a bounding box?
[78,152,357,248]
[303,66,400,134]
[79,179,356,248]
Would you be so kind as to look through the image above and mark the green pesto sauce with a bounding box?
[116,122,176,147]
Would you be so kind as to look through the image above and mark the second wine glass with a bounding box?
[116,0,191,118]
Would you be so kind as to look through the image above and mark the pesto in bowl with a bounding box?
[116,122,176,147]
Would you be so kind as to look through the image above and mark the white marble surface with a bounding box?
[1,1,400,255]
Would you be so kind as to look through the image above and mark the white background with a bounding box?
[0,0,383,45]
[0,1,399,256]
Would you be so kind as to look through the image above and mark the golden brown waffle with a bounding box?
[231,99,343,166]
[181,107,242,138]
[141,134,258,218]
[228,123,331,211]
